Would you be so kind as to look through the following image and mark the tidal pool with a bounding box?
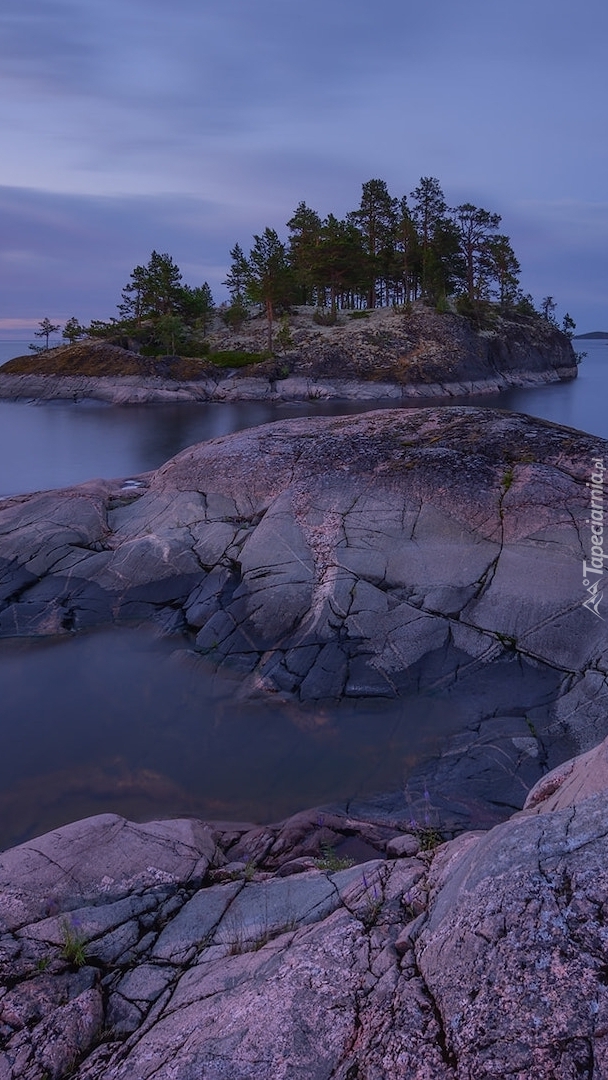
[0,626,562,851]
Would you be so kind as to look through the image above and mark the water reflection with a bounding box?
[1,344,607,498]
[0,626,561,851]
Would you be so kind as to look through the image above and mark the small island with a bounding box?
[0,302,578,405]
[0,176,579,403]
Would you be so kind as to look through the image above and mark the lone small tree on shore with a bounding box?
[29,317,61,352]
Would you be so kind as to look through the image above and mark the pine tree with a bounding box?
[32,317,61,351]
[452,204,502,303]
[486,235,521,308]
[410,178,448,300]
[287,202,323,305]
[393,197,420,304]
[223,243,249,303]
[348,179,398,307]
[246,229,294,351]
[541,296,558,324]
[178,282,215,334]
[62,317,86,345]
[316,215,366,315]
[119,252,183,323]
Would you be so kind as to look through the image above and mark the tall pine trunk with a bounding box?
[266,298,274,352]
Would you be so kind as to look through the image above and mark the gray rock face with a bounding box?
[0,408,604,715]
[0,364,575,405]
[2,744,608,1078]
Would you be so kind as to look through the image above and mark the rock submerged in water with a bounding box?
[1,735,608,1078]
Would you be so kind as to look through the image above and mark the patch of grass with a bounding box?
[361,898,383,931]
[225,912,298,955]
[315,843,355,872]
[496,631,517,650]
[207,349,272,368]
[313,309,339,326]
[348,310,370,320]
[251,918,298,951]
[228,932,245,956]
[226,859,257,882]
[415,827,443,852]
[502,466,514,492]
[60,917,87,968]
[525,716,538,738]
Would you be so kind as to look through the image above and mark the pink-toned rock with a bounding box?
[0,408,603,711]
[386,833,421,858]
[2,771,608,1077]
[0,813,220,930]
[524,733,608,813]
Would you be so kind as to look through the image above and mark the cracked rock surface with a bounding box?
[2,734,608,1078]
[0,408,604,711]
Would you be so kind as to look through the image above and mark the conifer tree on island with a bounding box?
[49,173,568,367]
[62,317,86,345]
[29,317,61,352]
[245,228,294,351]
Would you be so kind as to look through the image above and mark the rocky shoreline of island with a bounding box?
[0,304,578,404]
[0,363,577,405]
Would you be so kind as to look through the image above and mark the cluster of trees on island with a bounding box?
[33,177,575,356]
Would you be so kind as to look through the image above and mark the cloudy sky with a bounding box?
[1,0,606,339]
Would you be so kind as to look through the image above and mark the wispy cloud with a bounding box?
[0,0,606,327]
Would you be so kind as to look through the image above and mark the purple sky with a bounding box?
[1,0,607,340]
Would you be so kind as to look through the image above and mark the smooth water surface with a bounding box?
[0,342,605,848]
[0,629,561,851]
[0,399,402,498]
[0,343,606,499]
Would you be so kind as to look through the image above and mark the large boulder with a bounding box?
[1,406,604,832]
[0,408,603,710]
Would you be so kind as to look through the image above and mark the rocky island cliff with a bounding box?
[0,305,577,404]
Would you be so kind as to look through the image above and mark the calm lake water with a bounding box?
[0,340,606,849]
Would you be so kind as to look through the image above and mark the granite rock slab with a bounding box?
[2,736,608,1077]
[0,408,603,711]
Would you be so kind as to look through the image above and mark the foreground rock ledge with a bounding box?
[1,736,608,1079]
[0,408,605,709]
